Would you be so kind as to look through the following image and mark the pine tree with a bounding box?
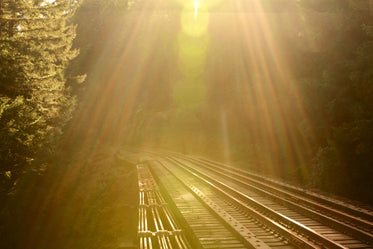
[0,0,82,196]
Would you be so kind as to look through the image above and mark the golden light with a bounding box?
[177,32,209,78]
[193,1,200,19]
[173,0,210,110]
[180,3,209,37]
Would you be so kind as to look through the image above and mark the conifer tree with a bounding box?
[0,0,82,196]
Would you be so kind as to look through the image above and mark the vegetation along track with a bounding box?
[156,153,373,249]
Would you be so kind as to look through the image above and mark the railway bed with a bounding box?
[132,150,373,249]
[166,155,373,238]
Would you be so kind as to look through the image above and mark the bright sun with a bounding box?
[193,1,200,19]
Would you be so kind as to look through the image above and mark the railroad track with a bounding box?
[133,150,373,248]
[166,155,373,235]
[179,155,373,223]
[137,163,192,249]
[140,160,300,249]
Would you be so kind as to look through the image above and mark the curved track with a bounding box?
[128,150,373,249]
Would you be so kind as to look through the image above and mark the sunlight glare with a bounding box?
[194,1,200,19]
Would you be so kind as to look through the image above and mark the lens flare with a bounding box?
[181,2,209,37]
[174,1,210,110]
[193,1,200,19]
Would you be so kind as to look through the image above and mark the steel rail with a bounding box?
[189,155,373,222]
[148,161,276,249]
[155,160,318,249]
[165,151,373,226]
[131,149,373,248]
[160,158,351,249]
[137,164,192,249]
[159,191,189,249]
[168,156,373,245]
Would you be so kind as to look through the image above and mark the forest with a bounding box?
[0,0,372,248]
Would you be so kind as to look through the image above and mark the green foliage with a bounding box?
[0,0,82,196]
[297,0,373,201]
